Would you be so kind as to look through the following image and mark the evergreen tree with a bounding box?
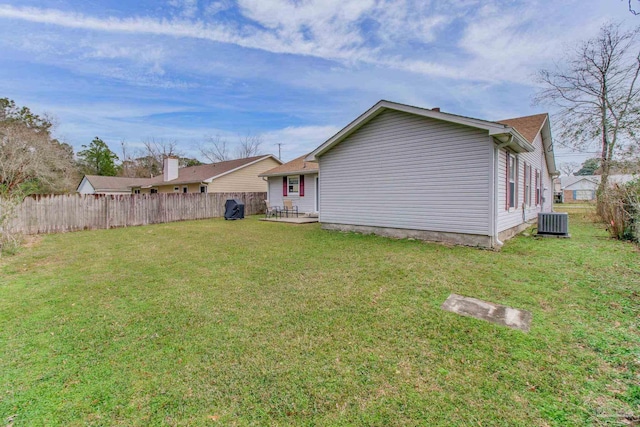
[575,158,601,176]
[78,137,119,176]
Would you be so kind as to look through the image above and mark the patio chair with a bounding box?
[282,199,299,218]
[264,200,281,218]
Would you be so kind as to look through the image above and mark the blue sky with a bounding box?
[0,0,636,164]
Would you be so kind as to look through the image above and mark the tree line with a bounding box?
[0,98,266,198]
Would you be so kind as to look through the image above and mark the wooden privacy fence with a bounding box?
[0,192,267,235]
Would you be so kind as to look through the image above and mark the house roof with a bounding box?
[560,175,599,189]
[80,175,151,192]
[305,100,558,176]
[498,113,548,144]
[259,154,319,177]
[140,155,281,187]
[561,174,637,189]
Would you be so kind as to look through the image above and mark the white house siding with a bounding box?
[497,132,553,233]
[268,173,318,214]
[77,177,95,195]
[318,109,493,236]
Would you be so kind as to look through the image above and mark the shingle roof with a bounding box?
[259,154,318,177]
[498,113,548,144]
[143,155,277,186]
[561,174,637,189]
[84,175,151,191]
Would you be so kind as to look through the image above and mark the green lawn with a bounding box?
[1,212,638,426]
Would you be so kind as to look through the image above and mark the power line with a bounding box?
[554,152,600,157]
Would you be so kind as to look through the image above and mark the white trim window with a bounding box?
[287,176,299,196]
[174,186,180,192]
[182,186,188,193]
[200,185,208,193]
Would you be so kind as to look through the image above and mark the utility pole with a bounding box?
[276,143,283,160]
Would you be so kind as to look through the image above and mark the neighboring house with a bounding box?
[305,100,558,249]
[560,174,637,202]
[131,155,283,194]
[76,175,150,195]
[560,176,600,202]
[553,177,563,203]
[259,154,319,215]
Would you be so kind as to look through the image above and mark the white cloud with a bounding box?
[0,5,243,47]
[205,0,233,16]
[0,3,451,78]
[0,0,634,87]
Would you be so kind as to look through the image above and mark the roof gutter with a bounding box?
[489,128,533,153]
[540,119,559,177]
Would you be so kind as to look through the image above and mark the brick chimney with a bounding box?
[163,156,179,182]
[432,107,441,112]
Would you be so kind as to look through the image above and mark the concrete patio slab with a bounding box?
[259,216,319,224]
[441,294,532,332]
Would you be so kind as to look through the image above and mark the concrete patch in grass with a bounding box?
[441,293,532,332]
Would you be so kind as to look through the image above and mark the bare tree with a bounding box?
[0,123,76,195]
[119,140,136,178]
[0,100,76,196]
[235,133,263,159]
[535,22,640,196]
[0,99,77,254]
[558,162,580,176]
[200,134,231,162]
[200,132,264,162]
[141,138,182,177]
[628,0,639,15]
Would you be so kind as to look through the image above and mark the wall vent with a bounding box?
[537,213,569,237]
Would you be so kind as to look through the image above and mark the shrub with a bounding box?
[0,196,23,257]
[599,178,640,242]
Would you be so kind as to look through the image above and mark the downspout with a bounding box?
[492,136,513,249]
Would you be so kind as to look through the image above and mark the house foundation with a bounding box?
[498,220,535,241]
[321,223,495,249]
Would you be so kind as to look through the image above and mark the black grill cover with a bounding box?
[224,198,245,220]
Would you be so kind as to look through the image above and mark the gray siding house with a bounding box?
[559,174,637,202]
[259,155,319,215]
[305,100,558,249]
[76,175,150,195]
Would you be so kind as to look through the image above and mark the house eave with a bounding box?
[258,169,319,178]
[539,117,559,177]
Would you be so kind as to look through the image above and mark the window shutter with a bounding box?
[535,170,538,205]
[283,176,287,196]
[515,158,519,209]
[299,175,305,197]
[524,162,527,206]
[505,152,510,210]
[529,165,532,205]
